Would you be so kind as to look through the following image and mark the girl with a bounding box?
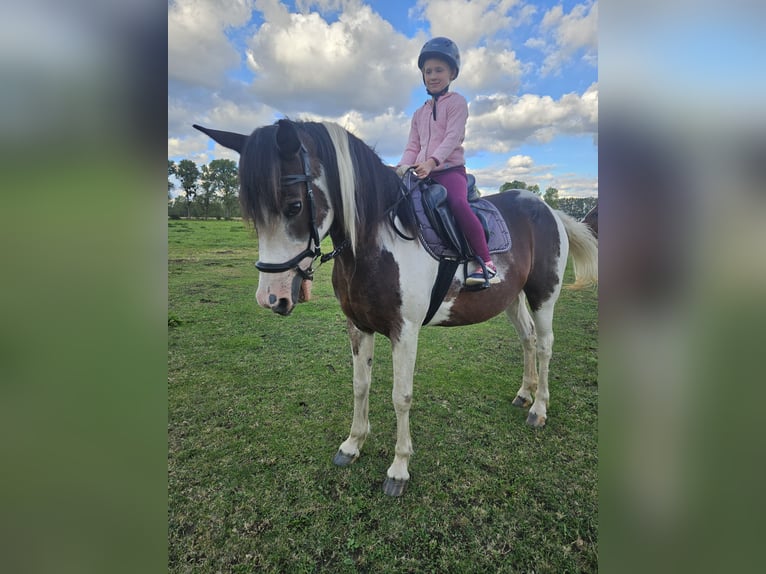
[396,37,498,286]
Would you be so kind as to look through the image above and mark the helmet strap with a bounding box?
[426,86,449,120]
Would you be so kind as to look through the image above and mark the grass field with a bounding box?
[168,218,598,573]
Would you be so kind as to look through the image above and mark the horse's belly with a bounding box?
[429,280,518,326]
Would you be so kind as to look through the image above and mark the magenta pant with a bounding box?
[430,166,491,262]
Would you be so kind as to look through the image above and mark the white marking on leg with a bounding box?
[529,304,555,423]
[338,323,375,458]
[506,292,538,404]
[526,212,569,425]
[387,321,420,481]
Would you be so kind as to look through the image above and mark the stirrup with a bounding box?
[465,261,499,287]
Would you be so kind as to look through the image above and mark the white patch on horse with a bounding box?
[379,230,438,324]
[423,299,455,326]
[257,218,307,266]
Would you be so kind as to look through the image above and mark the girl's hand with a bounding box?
[414,158,436,179]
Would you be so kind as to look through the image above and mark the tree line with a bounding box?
[168,159,597,221]
[498,180,597,220]
[168,159,241,219]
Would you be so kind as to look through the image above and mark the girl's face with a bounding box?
[421,57,455,93]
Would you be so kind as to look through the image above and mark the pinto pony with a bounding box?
[193,119,598,496]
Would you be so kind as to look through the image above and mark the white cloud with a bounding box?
[267,107,411,160]
[506,154,535,170]
[458,46,524,95]
[246,3,420,115]
[411,0,522,47]
[467,82,598,152]
[557,1,598,52]
[332,109,412,158]
[168,0,254,87]
[168,91,278,164]
[204,96,278,133]
[531,0,598,76]
[524,37,546,50]
[168,135,212,165]
[540,4,564,30]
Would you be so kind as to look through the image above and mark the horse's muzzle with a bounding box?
[256,271,306,316]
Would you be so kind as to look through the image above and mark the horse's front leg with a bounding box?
[383,321,420,497]
[333,320,375,467]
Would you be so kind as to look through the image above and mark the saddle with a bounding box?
[405,172,511,263]
[400,171,512,323]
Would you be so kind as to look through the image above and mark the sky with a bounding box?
[168,0,598,197]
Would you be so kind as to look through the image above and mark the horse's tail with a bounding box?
[556,209,598,290]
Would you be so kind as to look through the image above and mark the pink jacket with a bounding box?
[398,91,467,171]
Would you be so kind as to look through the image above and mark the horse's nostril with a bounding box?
[268,294,277,304]
[272,298,292,316]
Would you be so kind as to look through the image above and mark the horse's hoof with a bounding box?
[332,450,358,467]
[526,412,546,428]
[382,476,408,497]
[512,395,532,408]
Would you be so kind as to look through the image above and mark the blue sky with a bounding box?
[169,0,598,197]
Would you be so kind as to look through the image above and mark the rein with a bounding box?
[255,144,347,280]
[384,170,417,241]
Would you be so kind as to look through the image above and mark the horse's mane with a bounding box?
[238,120,416,254]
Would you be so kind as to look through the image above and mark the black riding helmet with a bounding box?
[417,37,460,78]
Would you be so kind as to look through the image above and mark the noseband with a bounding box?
[255,144,347,280]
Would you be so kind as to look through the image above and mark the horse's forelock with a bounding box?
[238,125,282,225]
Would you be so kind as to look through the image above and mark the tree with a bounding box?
[168,160,177,198]
[198,172,215,220]
[543,186,560,208]
[527,184,540,196]
[556,197,598,219]
[168,196,186,219]
[500,180,527,192]
[200,159,239,219]
[176,159,200,219]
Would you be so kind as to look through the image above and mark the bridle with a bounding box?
[254,144,348,280]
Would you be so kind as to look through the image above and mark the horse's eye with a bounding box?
[285,201,302,217]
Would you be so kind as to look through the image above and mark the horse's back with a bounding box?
[486,190,565,311]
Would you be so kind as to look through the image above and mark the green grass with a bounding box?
[168,219,598,573]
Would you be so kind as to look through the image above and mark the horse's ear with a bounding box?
[193,124,246,154]
[275,119,302,159]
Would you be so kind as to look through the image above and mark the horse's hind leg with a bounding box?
[333,321,374,467]
[526,301,556,428]
[506,292,538,410]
